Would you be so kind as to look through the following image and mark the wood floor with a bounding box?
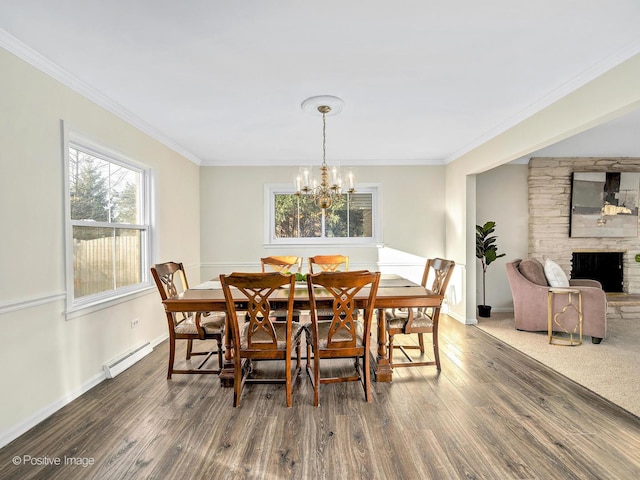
[1,314,639,480]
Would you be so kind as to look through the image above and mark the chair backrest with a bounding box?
[151,262,192,328]
[308,255,349,273]
[422,258,455,296]
[151,261,189,301]
[220,272,296,351]
[307,270,380,349]
[261,256,302,274]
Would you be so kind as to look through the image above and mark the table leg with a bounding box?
[374,307,393,382]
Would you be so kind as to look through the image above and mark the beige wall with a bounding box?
[0,48,201,446]
[199,165,448,283]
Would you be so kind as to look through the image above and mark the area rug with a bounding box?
[475,313,640,418]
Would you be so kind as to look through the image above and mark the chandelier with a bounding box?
[295,95,355,210]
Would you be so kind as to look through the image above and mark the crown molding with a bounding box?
[0,28,203,166]
[199,157,445,167]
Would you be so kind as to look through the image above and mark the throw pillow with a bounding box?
[544,259,570,287]
[518,258,548,285]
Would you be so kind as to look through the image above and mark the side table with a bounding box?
[547,287,583,346]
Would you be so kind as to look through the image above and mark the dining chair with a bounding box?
[260,256,303,322]
[261,256,302,274]
[308,254,349,273]
[305,270,381,406]
[385,258,455,371]
[219,272,304,407]
[309,255,352,320]
[151,262,225,378]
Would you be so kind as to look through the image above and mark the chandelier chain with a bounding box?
[322,111,327,167]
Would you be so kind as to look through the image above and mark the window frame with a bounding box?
[264,183,383,245]
[63,127,153,317]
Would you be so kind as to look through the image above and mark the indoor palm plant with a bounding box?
[476,221,505,317]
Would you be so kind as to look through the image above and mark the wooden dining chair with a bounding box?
[305,270,381,406]
[261,256,302,274]
[308,254,349,273]
[219,272,304,407]
[385,258,455,371]
[151,262,225,378]
[260,256,303,322]
[309,255,352,320]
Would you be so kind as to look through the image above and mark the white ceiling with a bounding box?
[2,1,640,166]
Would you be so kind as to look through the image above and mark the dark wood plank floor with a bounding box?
[1,314,639,479]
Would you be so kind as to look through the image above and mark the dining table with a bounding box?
[162,274,444,385]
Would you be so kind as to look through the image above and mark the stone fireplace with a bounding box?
[528,157,640,296]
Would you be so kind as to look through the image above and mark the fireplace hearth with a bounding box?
[571,252,623,292]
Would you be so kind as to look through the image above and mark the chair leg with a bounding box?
[233,358,243,407]
[388,333,394,365]
[313,352,320,407]
[363,353,371,403]
[167,338,176,379]
[186,339,193,359]
[433,324,441,371]
[418,333,425,354]
[286,351,292,408]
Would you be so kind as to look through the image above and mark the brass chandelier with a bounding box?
[295,96,355,210]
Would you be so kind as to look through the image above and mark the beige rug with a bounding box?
[475,313,640,418]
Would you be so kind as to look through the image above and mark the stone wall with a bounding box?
[528,157,640,296]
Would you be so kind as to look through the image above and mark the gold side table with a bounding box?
[547,287,583,346]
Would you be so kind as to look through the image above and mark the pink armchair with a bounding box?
[505,258,606,343]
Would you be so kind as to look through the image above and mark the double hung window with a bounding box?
[65,134,150,312]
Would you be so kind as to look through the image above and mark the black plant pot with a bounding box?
[478,305,492,318]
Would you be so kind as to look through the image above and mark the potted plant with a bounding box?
[476,221,505,318]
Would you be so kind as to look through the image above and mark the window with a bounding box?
[266,184,381,244]
[64,133,150,312]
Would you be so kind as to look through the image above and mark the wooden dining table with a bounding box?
[162,274,443,384]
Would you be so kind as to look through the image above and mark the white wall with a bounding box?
[0,47,201,447]
[476,165,529,311]
[199,165,448,284]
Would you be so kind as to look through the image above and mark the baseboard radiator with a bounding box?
[103,342,153,378]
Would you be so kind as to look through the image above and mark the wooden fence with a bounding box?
[74,234,141,298]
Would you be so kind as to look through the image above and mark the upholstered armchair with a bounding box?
[505,258,607,343]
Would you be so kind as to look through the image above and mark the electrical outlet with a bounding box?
[130,318,140,329]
